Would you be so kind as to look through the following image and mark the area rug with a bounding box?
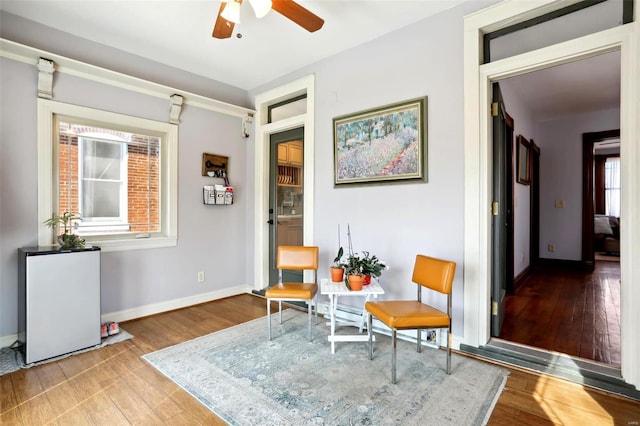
[143,312,508,425]
[0,329,133,376]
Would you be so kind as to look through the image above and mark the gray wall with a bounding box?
[250,1,493,335]
[500,79,536,277]
[2,1,491,340]
[535,108,620,261]
[0,55,250,339]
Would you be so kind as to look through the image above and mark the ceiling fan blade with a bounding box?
[212,2,237,39]
[271,0,324,33]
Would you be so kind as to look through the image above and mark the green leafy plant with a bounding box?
[360,251,386,278]
[332,246,345,268]
[344,253,364,276]
[43,211,85,249]
[340,225,387,290]
[343,252,365,290]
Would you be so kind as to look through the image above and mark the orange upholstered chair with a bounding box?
[365,255,456,383]
[266,246,319,341]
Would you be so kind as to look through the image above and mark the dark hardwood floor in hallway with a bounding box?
[500,259,621,365]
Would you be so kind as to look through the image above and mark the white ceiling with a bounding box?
[503,51,621,122]
[0,0,621,120]
[0,0,468,90]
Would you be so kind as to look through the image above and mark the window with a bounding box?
[484,0,632,63]
[79,136,128,228]
[38,99,177,251]
[605,156,620,217]
[268,94,307,123]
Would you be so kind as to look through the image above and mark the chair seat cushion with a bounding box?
[366,300,449,329]
[265,283,317,300]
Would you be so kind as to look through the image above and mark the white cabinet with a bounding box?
[18,247,101,363]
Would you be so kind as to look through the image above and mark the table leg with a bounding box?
[358,294,372,333]
[330,294,336,354]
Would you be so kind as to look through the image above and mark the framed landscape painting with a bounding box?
[333,97,426,186]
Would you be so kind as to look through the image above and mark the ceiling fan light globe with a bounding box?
[249,0,272,18]
[221,1,241,24]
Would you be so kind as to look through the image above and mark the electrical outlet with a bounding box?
[197,271,205,282]
[548,244,555,252]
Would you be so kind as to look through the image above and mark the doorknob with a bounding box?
[267,219,274,225]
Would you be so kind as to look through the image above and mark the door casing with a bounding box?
[463,0,639,388]
[253,75,316,291]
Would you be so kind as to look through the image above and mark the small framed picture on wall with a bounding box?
[517,135,531,185]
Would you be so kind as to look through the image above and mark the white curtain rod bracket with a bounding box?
[37,57,54,99]
[169,94,184,124]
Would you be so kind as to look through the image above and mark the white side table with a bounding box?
[320,279,385,354]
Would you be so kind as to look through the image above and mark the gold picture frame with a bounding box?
[333,97,426,186]
[517,135,531,185]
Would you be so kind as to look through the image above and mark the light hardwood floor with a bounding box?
[1,294,638,425]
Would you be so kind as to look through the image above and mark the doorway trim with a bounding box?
[253,75,316,290]
[463,1,639,388]
[581,129,620,269]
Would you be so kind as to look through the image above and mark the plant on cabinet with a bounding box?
[43,211,85,249]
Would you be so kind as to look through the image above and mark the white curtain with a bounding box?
[605,157,620,217]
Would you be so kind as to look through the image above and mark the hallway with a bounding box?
[500,260,620,366]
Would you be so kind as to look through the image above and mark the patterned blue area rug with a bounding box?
[143,312,508,425]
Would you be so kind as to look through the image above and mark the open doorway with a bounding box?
[582,129,621,267]
[268,128,305,284]
[462,0,639,393]
[491,52,622,369]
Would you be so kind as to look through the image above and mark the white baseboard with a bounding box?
[100,285,252,324]
[1,286,252,349]
[2,289,464,351]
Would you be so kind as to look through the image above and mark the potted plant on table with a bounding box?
[43,211,85,249]
[360,251,386,285]
[330,246,346,282]
[344,252,365,291]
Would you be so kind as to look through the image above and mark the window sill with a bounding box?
[86,236,177,253]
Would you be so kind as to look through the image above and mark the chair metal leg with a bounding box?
[417,328,422,353]
[392,328,397,384]
[267,299,272,340]
[307,299,312,341]
[278,301,282,324]
[368,312,373,360]
[314,292,319,324]
[446,327,451,374]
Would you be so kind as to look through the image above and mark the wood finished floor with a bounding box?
[501,259,621,365]
[1,293,638,425]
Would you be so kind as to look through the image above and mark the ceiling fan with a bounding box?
[212,0,325,39]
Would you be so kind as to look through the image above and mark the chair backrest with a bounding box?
[277,246,319,271]
[412,255,456,295]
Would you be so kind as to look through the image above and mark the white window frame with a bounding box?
[38,98,178,252]
[604,156,621,217]
[78,135,129,231]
